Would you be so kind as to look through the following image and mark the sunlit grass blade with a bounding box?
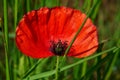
[18,56,26,77]
[23,47,117,79]
[3,0,10,80]
[82,0,91,13]
[23,70,56,80]
[55,56,60,80]
[73,59,81,79]
[81,61,87,77]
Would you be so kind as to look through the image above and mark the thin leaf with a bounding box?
[81,61,87,77]
[3,0,10,79]
[22,59,42,78]
[103,48,119,80]
[23,47,117,79]
[80,50,118,80]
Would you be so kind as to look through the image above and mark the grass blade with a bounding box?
[59,1,102,70]
[80,52,114,80]
[81,61,87,77]
[23,47,117,79]
[13,0,18,79]
[14,0,18,30]
[61,47,116,71]
[22,59,42,78]
[3,0,10,80]
[103,48,119,80]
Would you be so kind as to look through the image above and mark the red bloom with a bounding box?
[15,7,98,58]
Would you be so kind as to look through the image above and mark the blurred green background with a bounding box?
[0,0,120,80]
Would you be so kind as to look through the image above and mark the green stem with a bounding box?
[55,56,60,80]
[3,0,10,80]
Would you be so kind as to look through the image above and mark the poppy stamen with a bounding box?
[50,40,68,56]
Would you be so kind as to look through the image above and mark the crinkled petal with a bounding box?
[16,6,98,58]
[15,8,53,58]
[68,18,98,58]
[46,7,98,58]
[47,7,82,41]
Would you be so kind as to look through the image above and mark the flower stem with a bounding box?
[55,56,60,80]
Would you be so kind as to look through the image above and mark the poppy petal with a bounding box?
[16,8,53,58]
[45,7,98,58]
[16,6,98,58]
[68,18,98,58]
[47,7,87,42]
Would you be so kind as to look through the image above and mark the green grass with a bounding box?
[3,0,10,80]
[0,0,120,80]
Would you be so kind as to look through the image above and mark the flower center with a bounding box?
[50,40,68,56]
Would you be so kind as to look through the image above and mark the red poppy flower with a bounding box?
[15,7,98,58]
